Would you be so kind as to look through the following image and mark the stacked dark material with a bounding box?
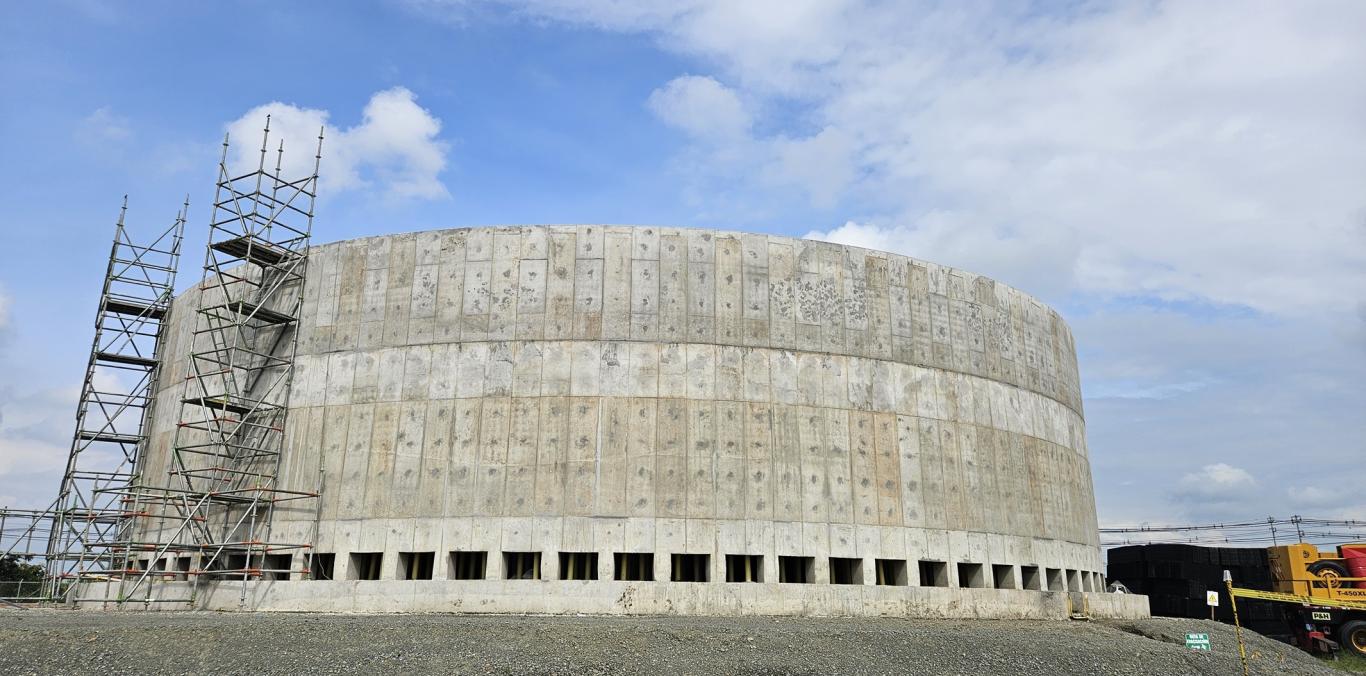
[1107,544,1290,639]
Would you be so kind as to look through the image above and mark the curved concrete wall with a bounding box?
[139,225,1108,615]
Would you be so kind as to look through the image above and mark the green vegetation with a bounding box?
[0,554,45,599]
[1322,652,1366,673]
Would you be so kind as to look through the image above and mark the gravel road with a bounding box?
[0,609,1342,675]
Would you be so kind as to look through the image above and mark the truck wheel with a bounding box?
[1341,621,1366,658]
[1308,561,1349,589]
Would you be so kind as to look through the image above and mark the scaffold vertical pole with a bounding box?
[111,117,323,607]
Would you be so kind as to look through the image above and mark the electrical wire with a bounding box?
[1099,516,1366,549]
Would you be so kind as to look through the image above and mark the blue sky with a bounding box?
[1,0,1363,529]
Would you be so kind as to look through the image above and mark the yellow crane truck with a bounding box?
[1228,542,1366,656]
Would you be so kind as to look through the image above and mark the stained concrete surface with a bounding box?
[129,226,1111,616]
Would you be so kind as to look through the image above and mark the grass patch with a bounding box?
[1321,652,1366,673]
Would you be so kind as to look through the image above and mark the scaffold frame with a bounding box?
[107,116,323,606]
[0,200,185,602]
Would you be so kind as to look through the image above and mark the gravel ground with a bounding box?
[0,609,1340,675]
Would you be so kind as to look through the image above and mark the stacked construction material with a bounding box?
[1107,544,1289,638]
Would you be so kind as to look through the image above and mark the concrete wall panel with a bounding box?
[136,225,1109,616]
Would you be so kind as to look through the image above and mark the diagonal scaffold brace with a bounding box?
[105,117,325,607]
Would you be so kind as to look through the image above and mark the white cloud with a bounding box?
[0,436,66,486]
[0,286,10,331]
[1177,463,1257,495]
[0,369,165,510]
[226,87,450,200]
[468,0,1366,318]
[75,106,131,144]
[0,382,79,509]
[643,78,859,210]
[1170,463,1259,519]
[764,127,856,209]
[646,75,750,142]
[496,0,852,94]
[806,216,1084,300]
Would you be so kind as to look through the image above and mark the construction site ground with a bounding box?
[0,608,1349,675]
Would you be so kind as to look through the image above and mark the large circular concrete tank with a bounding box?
[138,225,1137,618]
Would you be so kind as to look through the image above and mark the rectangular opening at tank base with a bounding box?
[829,557,863,585]
[725,555,764,582]
[1083,571,1096,592]
[875,559,908,586]
[918,560,949,587]
[175,556,192,581]
[349,552,383,581]
[449,551,487,580]
[559,552,599,580]
[671,554,710,582]
[308,553,335,580]
[615,553,654,581]
[201,553,252,578]
[1021,565,1042,591]
[1066,569,1083,592]
[992,564,1016,590]
[262,553,293,581]
[779,556,815,584]
[225,554,249,575]
[399,551,435,580]
[504,552,542,580]
[957,562,986,589]
[1046,567,1065,591]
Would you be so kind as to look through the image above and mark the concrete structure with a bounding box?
[126,225,1141,618]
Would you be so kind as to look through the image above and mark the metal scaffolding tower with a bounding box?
[0,200,185,602]
[105,117,324,606]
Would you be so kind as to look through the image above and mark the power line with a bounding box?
[1099,515,1366,549]
[1100,516,1366,534]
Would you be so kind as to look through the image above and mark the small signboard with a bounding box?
[1206,591,1219,607]
[1185,633,1211,651]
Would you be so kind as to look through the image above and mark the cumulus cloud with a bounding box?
[647,75,751,142]
[226,87,450,200]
